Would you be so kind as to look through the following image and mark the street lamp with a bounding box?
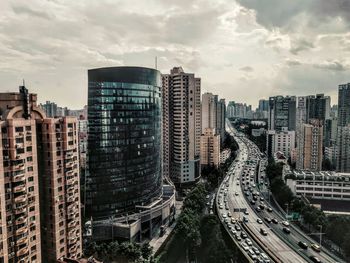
[318,224,323,249]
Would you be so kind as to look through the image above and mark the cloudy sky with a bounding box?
[0,0,349,109]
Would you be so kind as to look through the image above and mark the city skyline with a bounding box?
[0,0,349,109]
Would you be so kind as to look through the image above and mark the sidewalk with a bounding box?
[149,200,183,254]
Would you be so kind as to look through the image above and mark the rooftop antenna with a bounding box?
[22,79,25,87]
[155,56,157,70]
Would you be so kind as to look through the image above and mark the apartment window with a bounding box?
[28,186,34,192]
[15,127,23,132]
[28,167,33,172]
[26,146,32,152]
[27,156,33,162]
[16,138,24,143]
[29,206,35,212]
[28,176,34,182]
[25,126,31,131]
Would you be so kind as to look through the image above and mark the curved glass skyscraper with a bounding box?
[86,67,162,219]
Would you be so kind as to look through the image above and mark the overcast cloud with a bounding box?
[0,0,349,108]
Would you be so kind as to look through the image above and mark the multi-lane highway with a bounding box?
[216,120,345,263]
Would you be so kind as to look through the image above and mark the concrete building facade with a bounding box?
[268,96,296,131]
[162,67,201,185]
[266,129,295,159]
[200,128,220,168]
[296,119,323,171]
[0,86,82,262]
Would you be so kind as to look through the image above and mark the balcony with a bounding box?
[13,185,26,193]
[17,247,29,257]
[13,174,26,183]
[68,237,77,245]
[17,236,28,246]
[68,220,77,228]
[14,207,26,215]
[14,195,27,204]
[15,216,26,225]
[69,245,77,253]
[16,226,28,235]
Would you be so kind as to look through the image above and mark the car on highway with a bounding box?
[298,241,308,249]
[222,213,227,218]
[219,204,223,209]
[271,218,278,224]
[241,242,249,251]
[243,216,248,223]
[282,221,290,227]
[260,228,268,236]
[235,234,242,241]
[250,200,256,205]
[309,256,321,263]
[311,243,321,252]
[245,238,253,246]
[256,207,261,212]
[260,253,270,263]
[227,212,231,217]
[252,246,260,255]
[260,197,264,201]
[267,207,273,212]
[264,217,271,223]
[235,225,241,231]
[241,232,247,239]
[244,211,249,215]
[257,218,263,224]
[248,249,257,260]
[231,218,236,224]
[282,227,291,234]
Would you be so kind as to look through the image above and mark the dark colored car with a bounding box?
[298,241,308,250]
[309,256,321,263]
[260,228,268,236]
[264,217,271,223]
[271,218,278,224]
[282,227,290,234]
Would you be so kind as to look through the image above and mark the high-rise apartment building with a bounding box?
[162,67,201,185]
[0,86,81,263]
[258,99,269,112]
[336,126,350,172]
[201,93,218,132]
[226,101,235,118]
[297,119,323,171]
[216,99,226,141]
[338,83,350,127]
[266,129,295,159]
[336,83,350,172]
[37,117,82,262]
[200,128,220,168]
[268,96,296,131]
[78,117,88,169]
[201,93,225,142]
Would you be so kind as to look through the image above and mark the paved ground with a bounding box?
[150,200,183,254]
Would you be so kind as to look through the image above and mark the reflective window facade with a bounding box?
[86,67,162,219]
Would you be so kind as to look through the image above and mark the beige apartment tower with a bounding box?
[0,86,81,263]
[162,67,201,185]
[200,128,220,168]
[297,119,323,171]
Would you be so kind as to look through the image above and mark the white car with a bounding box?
[257,218,263,224]
[245,238,253,246]
[282,221,290,227]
